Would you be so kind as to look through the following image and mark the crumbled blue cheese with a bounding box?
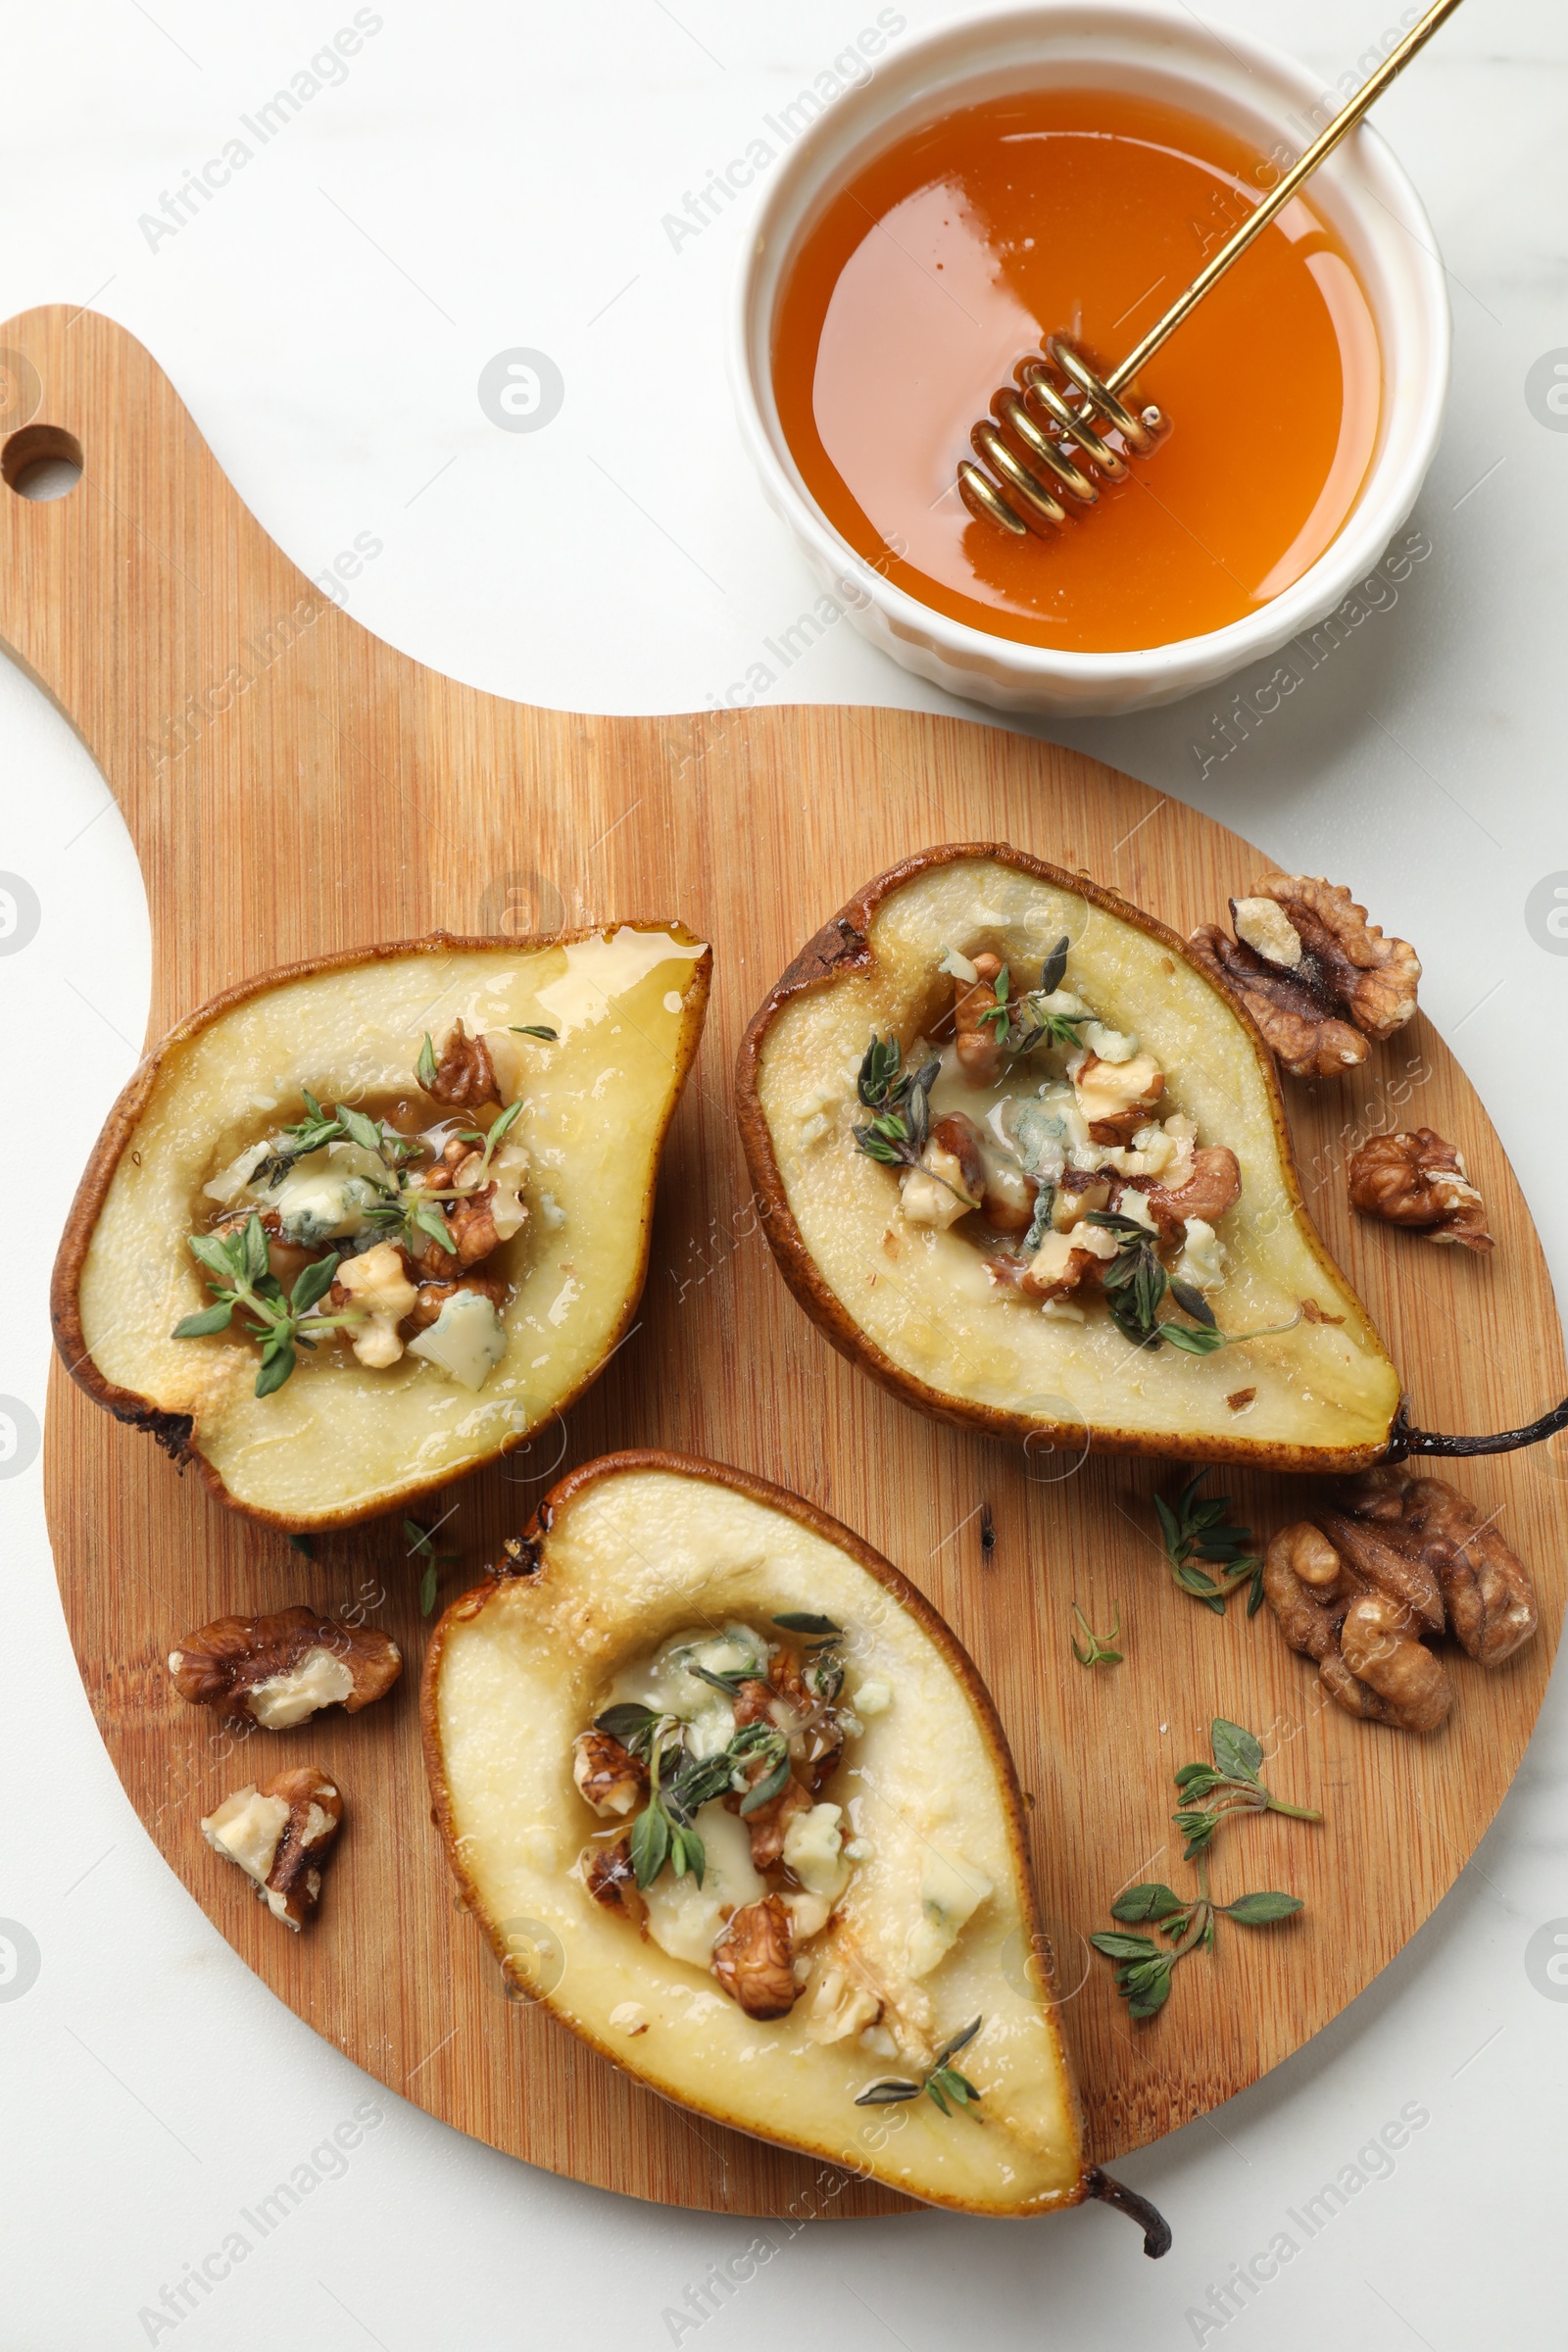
[619,1622,770,1736]
[642,1804,762,1966]
[1073,1051,1161,1129]
[938,946,980,984]
[1175,1216,1226,1292]
[407,1288,508,1390]
[537,1190,566,1230]
[264,1143,395,1245]
[899,1143,975,1230]
[203,1141,271,1206]
[854,1679,892,1716]
[1080,1019,1140,1063]
[906,1848,993,1978]
[783,1802,850,1901]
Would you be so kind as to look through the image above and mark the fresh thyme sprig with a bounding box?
[1093,1868,1302,2019]
[599,1706,792,1891]
[1154,1469,1264,1615]
[851,1035,944,1174]
[404,1517,459,1616]
[1171,1717,1322,1858]
[1070,1601,1123,1667]
[452,1096,526,1180]
[974,938,1084,1058]
[172,1215,360,1396]
[252,1092,420,1190]
[855,2016,984,2116]
[1085,1212,1227,1355]
[361,1188,459,1260]
[1091,1718,1316,2019]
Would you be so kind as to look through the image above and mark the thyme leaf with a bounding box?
[509,1024,559,1041]
[405,1516,459,1616]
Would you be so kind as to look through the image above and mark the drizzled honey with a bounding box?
[772,88,1382,654]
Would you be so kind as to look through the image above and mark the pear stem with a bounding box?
[1389,1393,1568,1460]
[1083,2166,1173,2258]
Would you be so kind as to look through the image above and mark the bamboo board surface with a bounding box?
[9,304,1564,2219]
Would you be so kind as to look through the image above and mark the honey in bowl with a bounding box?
[772,87,1382,655]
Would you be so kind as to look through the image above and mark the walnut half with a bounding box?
[1191,872,1420,1079]
[711,1894,798,2019]
[1348,1130,1494,1253]
[201,1765,343,1930]
[169,1607,401,1729]
[421,1017,500,1107]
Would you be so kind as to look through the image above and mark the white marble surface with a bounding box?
[2,3,1566,2345]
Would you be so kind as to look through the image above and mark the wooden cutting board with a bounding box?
[11,303,1563,2219]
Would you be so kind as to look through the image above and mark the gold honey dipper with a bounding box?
[956,0,1465,538]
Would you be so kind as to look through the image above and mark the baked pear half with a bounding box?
[53,927,710,1527]
[423,1452,1154,2229]
[737,846,1403,1473]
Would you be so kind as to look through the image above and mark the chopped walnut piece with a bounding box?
[927,1114,987,1209]
[1261,1524,1452,1734]
[1337,1469,1537,1667]
[730,1676,777,1729]
[169,1607,401,1728]
[1250,874,1421,1042]
[407,1185,503,1278]
[1136,1146,1243,1240]
[740,1772,813,1871]
[201,1764,343,1929]
[579,1836,641,1919]
[711,1893,798,2018]
[422,1019,500,1107]
[422,1137,486,1193]
[1189,926,1369,1079]
[572,1730,648,1818]
[1000,1220,1118,1303]
[953,953,1004,1085]
[1348,1130,1494,1253]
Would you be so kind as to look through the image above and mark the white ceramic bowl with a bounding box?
[731,2,1450,718]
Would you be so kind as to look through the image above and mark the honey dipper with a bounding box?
[957,0,1465,538]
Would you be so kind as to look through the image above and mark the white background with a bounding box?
[2,3,1566,2346]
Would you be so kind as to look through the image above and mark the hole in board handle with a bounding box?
[2,423,83,500]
